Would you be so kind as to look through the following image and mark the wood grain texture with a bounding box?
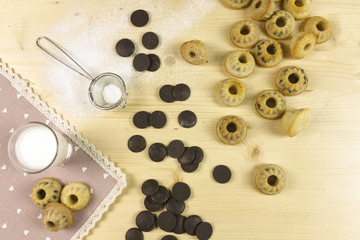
[1,0,360,239]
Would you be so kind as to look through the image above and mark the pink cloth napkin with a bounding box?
[0,72,121,240]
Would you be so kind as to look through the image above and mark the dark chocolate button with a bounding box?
[173,215,186,234]
[177,147,195,165]
[165,197,185,215]
[159,85,175,103]
[213,165,232,184]
[158,211,177,232]
[161,235,177,240]
[181,163,199,173]
[128,135,146,153]
[147,54,161,72]
[191,146,204,164]
[196,222,213,240]
[125,228,144,240]
[142,32,159,50]
[149,111,167,129]
[144,195,164,212]
[151,185,170,204]
[130,9,149,27]
[172,83,191,101]
[167,140,185,158]
[115,38,135,57]
[133,53,150,72]
[141,179,159,196]
[133,111,150,129]
[178,110,197,128]
[148,143,167,162]
[184,215,202,236]
[172,182,191,201]
[135,210,156,232]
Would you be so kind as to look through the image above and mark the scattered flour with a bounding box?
[41,0,216,117]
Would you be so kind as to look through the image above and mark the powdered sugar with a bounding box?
[102,84,122,105]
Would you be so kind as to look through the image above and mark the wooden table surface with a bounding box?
[1,0,360,239]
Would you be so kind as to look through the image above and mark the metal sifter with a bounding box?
[36,36,127,110]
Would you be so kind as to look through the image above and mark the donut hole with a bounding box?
[238,55,248,63]
[267,175,279,186]
[266,44,276,55]
[189,51,196,58]
[316,21,326,31]
[226,122,237,133]
[288,73,299,84]
[276,17,287,28]
[266,97,277,108]
[46,221,56,229]
[37,189,46,200]
[228,85,238,95]
[240,25,250,35]
[69,194,79,205]
[304,43,312,51]
[294,0,304,7]
[255,1,262,8]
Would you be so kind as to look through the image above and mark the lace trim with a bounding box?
[0,58,127,240]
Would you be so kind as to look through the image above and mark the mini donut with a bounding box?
[255,90,286,119]
[282,0,312,20]
[249,0,276,21]
[282,108,311,137]
[264,10,295,40]
[254,164,287,195]
[216,115,247,145]
[275,66,308,96]
[254,39,283,67]
[302,16,332,44]
[32,177,62,209]
[43,202,74,232]
[230,20,261,48]
[224,0,252,9]
[225,50,255,78]
[289,32,317,59]
[216,78,247,107]
[180,40,208,65]
[60,182,91,211]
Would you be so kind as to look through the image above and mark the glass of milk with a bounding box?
[8,122,73,174]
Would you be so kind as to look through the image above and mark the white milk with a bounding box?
[15,124,70,171]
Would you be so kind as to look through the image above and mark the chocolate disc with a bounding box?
[177,147,195,165]
[165,197,185,215]
[135,210,156,232]
[184,215,202,236]
[142,32,159,50]
[149,111,167,129]
[178,110,197,128]
[141,179,159,196]
[151,185,170,204]
[128,135,146,153]
[167,140,185,158]
[159,85,175,103]
[181,163,199,173]
[115,38,135,57]
[158,211,177,232]
[172,182,191,202]
[125,228,144,240]
[161,235,177,240]
[147,54,161,72]
[133,53,150,72]
[196,222,213,240]
[144,196,164,212]
[191,146,204,164]
[213,165,232,184]
[172,83,190,101]
[133,111,150,129]
[173,215,186,234]
[148,143,167,162]
[130,9,149,27]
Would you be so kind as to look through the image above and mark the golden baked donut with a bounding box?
[302,16,332,44]
[275,66,308,96]
[216,78,247,107]
[32,177,62,209]
[216,115,247,145]
[230,20,261,48]
[264,10,295,40]
[225,50,255,78]
[255,90,286,119]
[254,39,283,67]
[249,0,276,21]
[254,164,287,195]
[180,40,208,65]
[224,0,252,9]
[282,0,312,20]
[282,108,311,137]
[289,32,317,59]
[60,182,91,211]
[43,202,74,232]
